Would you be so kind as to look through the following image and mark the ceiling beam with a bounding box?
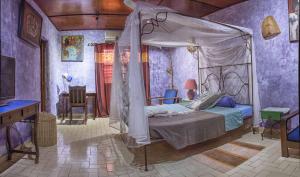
[49,13,129,18]
[189,0,221,9]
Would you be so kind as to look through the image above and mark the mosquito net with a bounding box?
[110,2,261,147]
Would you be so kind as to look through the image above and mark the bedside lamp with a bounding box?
[184,79,197,100]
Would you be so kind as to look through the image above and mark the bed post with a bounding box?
[138,11,149,172]
[249,35,255,134]
[144,145,148,171]
[197,47,201,94]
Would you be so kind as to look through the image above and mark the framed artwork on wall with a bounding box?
[288,0,299,42]
[61,35,84,62]
[18,1,43,47]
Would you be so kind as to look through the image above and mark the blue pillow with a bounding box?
[216,96,236,108]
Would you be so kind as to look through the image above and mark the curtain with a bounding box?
[142,46,150,104]
[95,44,150,117]
[95,44,114,117]
[120,46,150,102]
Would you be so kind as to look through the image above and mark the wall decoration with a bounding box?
[61,35,84,62]
[288,0,299,42]
[261,16,281,40]
[18,1,43,47]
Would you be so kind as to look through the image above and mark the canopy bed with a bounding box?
[109,2,261,171]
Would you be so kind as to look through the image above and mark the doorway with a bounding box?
[40,39,48,112]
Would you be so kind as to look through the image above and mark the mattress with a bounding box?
[204,104,253,131]
[146,103,253,149]
[234,104,253,118]
[145,103,253,118]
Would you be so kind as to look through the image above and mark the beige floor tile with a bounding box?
[0,119,299,177]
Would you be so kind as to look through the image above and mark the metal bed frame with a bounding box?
[122,10,254,171]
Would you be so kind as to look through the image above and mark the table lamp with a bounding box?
[184,79,197,100]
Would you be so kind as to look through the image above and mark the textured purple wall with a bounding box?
[0,0,59,156]
[149,47,172,98]
[172,48,199,99]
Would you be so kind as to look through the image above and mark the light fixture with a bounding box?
[187,37,197,53]
[187,46,197,53]
[261,16,281,40]
[62,73,72,82]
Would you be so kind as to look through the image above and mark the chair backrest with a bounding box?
[69,86,86,106]
[163,89,178,104]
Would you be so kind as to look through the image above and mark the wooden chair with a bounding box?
[69,86,87,124]
[148,89,180,105]
[280,110,299,157]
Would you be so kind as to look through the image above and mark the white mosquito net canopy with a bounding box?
[110,2,261,147]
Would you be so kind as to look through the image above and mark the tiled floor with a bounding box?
[0,118,299,177]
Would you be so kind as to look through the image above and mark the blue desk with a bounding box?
[0,100,40,163]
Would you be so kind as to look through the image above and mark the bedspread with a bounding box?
[149,111,225,149]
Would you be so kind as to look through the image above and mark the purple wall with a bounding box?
[0,0,59,156]
[172,48,199,99]
[149,47,172,98]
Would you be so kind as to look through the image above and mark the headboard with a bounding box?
[199,63,253,105]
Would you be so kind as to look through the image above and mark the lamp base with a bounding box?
[187,90,195,100]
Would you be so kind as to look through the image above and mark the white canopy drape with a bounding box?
[111,2,261,146]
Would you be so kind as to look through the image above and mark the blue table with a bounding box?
[0,100,40,163]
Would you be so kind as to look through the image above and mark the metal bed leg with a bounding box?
[144,145,148,171]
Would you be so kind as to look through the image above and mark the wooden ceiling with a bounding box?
[33,0,247,31]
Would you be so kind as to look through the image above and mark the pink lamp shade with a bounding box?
[184,79,197,90]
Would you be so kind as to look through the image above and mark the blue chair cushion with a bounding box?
[215,96,236,108]
[163,89,177,104]
[287,126,300,142]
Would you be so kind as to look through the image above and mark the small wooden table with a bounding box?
[61,92,97,120]
[0,100,40,163]
[260,107,290,140]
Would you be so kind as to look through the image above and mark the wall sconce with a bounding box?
[261,16,281,40]
[187,37,198,54]
[187,46,197,53]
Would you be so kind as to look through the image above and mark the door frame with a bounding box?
[40,39,47,112]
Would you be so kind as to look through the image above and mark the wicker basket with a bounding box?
[37,112,57,147]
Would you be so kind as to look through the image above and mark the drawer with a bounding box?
[261,111,282,121]
[1,111,23,125]
[22,105,36,117]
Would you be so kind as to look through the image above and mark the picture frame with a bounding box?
[18,1,43,47]
[61,35,84,62]
[288,0,299,42]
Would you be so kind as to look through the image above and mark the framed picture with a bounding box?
[61,35,84,62]
[18,1,43,47]
[288,0,299,42]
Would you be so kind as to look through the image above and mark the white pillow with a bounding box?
[186,92,224,110]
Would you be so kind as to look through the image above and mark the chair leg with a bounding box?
[70,107,73,125]
[282,146,289,157]
[84,106,87,125]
